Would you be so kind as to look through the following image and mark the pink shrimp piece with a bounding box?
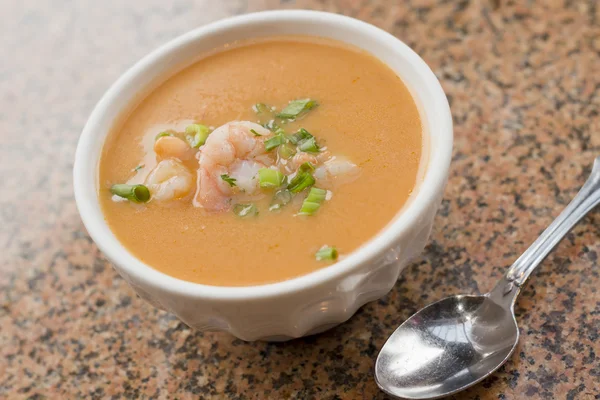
[154,136,193,161]
[291,152,318,169]
[145,158,194,201]
[193,121,274,211]
[290,150,332,170]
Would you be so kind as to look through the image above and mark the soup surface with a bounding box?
[99,36,422,286]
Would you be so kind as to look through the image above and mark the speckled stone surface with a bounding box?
[1,0,599,398]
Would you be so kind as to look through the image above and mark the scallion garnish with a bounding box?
[278,143,296,159]
[252,103,271,114]
[298,136,320,153]
[264,120,286,136]
[132,164,145,172]
[155,131,173,140]
[110,184,151,203]
[258,168,285,188]
[264,120,277,131]
[250,129,262,137]
[288,128,313,145]
[299,162,315,173]
[287,171,315,193]
[276,99,318,120]
[265,134,286,152]
[220,174,237,187]
[299,187,327,215]
[315,246,338,261]
[269,189,293,211]
[233,203,258,218]
[185,124,210,148]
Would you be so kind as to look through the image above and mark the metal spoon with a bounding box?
[375,156,600,399]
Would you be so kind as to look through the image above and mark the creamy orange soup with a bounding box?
[99,36,422,286]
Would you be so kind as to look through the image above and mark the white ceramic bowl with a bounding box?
[74,10,452,341]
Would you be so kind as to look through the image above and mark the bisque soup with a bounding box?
[99,36,422,286]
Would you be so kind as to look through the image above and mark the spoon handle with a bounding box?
[492,156,600,303]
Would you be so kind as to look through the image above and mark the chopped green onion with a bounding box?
[185,124,210,148]
[287,171,315,193]
[264,120,286,136]
[252,103,271,114]
[299,187,327,215]
[233,203,258,218]
[220,174,237,187]
[269,189,293,211]
[298,137,320,153]
[299,162,315,173]
[276,99,318,119]
[290,128,319,152]
[274,126,286,136]
[258,168,285,188]
[132,164,144,172]
[155,131,173,140]
[110,184,151,203]
[305,187,327,203]
[299,201,320,215]
[265,134,286,152]
[264,120,277,131]
[288,128,313,145]
[250,129,262,137]
[315,246,338,261]
[278,143,296,159]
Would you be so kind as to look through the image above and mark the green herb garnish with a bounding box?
[265,134,286,152]
[289,128,313,145]
[110,184,151,203]
[263,120,286,136]
[220,174,237,187]
[298,137,320,153]
[253,103,271,114]
[287,171,315,193]
[250,129,262,137]
[299,187,327,216]
[258,168,285,189]
[276,99,318,120]
[299,162,315,173]
[269,189,293,211]
[315,246,338,261]
[132,164,145,172]
[155,131,173,140]
[277,143,296,159]
[264,120,277,131]
[185,123,210,148]
[233,203,258,218]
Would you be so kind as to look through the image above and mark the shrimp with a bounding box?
[145,158,194,201]
[289,150,332,170]
[193,121,274,211]
[291,152,318,169]
[314,157,360,189]
[154,136,194,161]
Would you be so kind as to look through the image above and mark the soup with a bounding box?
[99,36,422,286]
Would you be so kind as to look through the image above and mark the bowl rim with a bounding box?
[73,9,452,300]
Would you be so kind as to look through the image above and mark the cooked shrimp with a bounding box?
[154,136,193,161]
[145,158,194,201]
[290,150,331,169]
[314,157,360,189]
[291,152,318,169]
[283,150,332,174]
[193,121,274,211]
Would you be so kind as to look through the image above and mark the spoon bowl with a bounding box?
[375,293,518,399]
[375,156,600,399]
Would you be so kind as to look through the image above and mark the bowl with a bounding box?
[73,10,452,341]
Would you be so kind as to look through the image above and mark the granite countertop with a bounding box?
[1,0,599,398]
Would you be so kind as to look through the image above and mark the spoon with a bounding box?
[375,156,600,399]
